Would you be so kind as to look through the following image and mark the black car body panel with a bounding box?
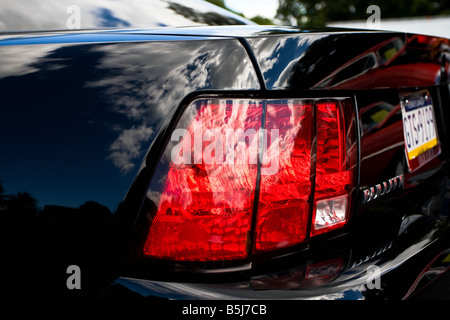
[1,0,449,300]
[0,33,262,299]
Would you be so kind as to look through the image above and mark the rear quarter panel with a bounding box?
[0,33,260,298]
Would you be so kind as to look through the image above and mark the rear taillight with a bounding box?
[312,101,355,236]
[142,97,356,261]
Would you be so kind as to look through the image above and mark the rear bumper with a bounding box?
[100,225,450,300]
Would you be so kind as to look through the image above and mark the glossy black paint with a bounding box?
[246,32,450,90]
[1,1,450,300]
[0,34,259,298]
[0,36,259,208]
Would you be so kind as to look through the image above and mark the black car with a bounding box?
[1,0,449,301]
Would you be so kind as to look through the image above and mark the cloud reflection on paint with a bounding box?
[84,40,258,173]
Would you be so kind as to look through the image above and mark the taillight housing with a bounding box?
[141,97,357,262]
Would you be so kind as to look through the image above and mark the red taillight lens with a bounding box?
[143,100,262,261]
[142,98,356,261]
[254,100,313,252]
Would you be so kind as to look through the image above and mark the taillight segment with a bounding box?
[312,101,355,236]
[143,100,262,261]
[255,100,313,252]
[143,97,356,261]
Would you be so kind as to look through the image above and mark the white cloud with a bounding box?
[225,0,278,19]
[108,124,153,174]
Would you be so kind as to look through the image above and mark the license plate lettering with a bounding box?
[401,90,440,171]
